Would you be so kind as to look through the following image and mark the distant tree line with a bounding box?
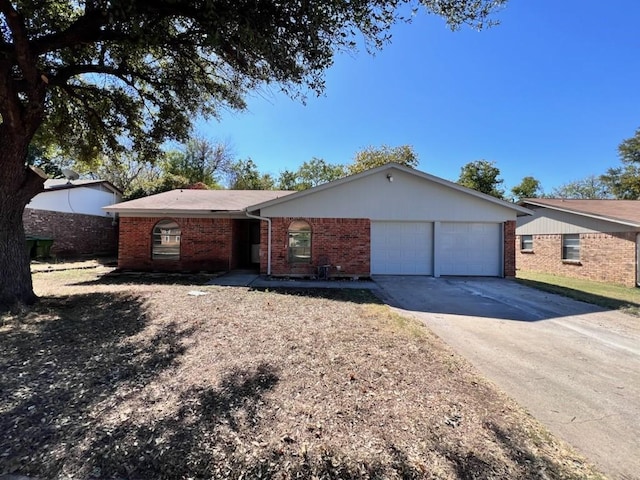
[29,127,640,202]
[29,142,421,200]
[457,127,640,201]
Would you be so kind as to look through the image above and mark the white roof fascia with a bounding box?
[46,179,122,195]
[102,207,246,218]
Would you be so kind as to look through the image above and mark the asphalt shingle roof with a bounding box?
[522,198,640,226]
[106,189,295,213]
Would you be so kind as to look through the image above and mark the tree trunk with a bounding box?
[0,21,48,311]
[0,143,45,312]
[0,196,37,310]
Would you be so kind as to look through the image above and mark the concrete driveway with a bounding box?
[375,276,640,480]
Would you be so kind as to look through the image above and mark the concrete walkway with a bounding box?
[207,270,379,290]
[375,276,640,480]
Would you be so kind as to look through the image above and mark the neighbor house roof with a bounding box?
[45,178,122,194]
[105,189,295,215]
[521,198,640,227]
[249,163,533,216]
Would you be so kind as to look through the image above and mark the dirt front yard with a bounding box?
[0,263,604,479]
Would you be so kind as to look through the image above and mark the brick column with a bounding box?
[503,220,516,277]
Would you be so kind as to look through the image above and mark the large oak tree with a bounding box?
[0,0,505,309]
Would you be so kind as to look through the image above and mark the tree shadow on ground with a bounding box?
[87,363,281,479]
[69,270,216,287]
[484,421,590,479]
[435,421,593,480]
[84,364,438,479]
[0,292,193,478]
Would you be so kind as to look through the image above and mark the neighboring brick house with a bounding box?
[24,179,122,257]
[516,199,640,287]
[105,164,531,278]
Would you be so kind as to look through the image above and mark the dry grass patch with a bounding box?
[0,263,605,479]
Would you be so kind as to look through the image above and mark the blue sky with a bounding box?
[199,0,640,194]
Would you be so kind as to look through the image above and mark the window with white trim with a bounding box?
[153,220,181,260]
[288,220,311,263]
[562,234,580,261]
[521,235,533,251]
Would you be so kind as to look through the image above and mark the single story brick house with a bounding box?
[24,179,122,257]
[516,198,640,287]
[105,164,531,278]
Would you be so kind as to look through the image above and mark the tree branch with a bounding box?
[0,0,39,86]
[59,83,110,136]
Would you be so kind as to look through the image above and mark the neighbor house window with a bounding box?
[562,234,580,261]
[153,220,181,260]
[521,235,533,251]
[288,220,311,263]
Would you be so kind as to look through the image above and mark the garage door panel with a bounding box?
[371,222,433,275]
[440,223,501,276]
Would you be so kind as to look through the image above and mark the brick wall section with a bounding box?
[118,217,234,271]
[503,221,516,277]
[516,232,637,287]
[23,208,117,256]
[263,218,371,277]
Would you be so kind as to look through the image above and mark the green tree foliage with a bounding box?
[510,176,542,202]
[72,152,160,198]
[278,158,346,190]
[600,127,640,199]
[600,166,640,200]
[228,159,276,190]
[26,144,64,178]
[457,160,504,198]
[277,169,299,191]
[348,145,419,175]
[296,158,346,189]
[0,0,506,308]
[618,127,640,164]
[550,176,610,199]
[164,138,233,189]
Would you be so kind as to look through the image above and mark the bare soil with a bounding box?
[0,262,605,479]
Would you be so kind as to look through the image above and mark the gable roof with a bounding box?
[45,178,122,195]
[521,198,640,227]
[249,163,532,216]
[105,164,534,218]
[105,189,294,215]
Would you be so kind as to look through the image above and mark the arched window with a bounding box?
[288,220,311,263]
[152,220,181,260]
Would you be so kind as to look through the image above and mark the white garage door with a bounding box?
[371,221,433,275]
[440,222,502,276]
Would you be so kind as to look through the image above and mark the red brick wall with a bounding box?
[516,232,637,287]
[262,218,371,277]
[118,217,234,271]
[503,220,516,277]
[23,208,118,257]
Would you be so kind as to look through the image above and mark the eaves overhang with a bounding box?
[520,200,640,228]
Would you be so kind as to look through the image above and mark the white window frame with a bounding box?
[153,220,181,260]
[288,220,312,264]
[520,235,533,251]
[562,234,580,261]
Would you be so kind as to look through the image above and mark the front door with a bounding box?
[234,219,261,269]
